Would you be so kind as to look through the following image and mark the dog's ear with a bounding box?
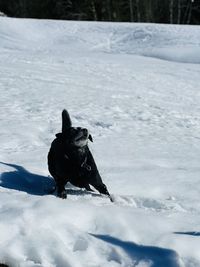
[89,134,93,142]
[55,133,63,138]
[62,109,72,132]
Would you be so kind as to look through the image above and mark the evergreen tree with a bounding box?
[0,0,199,24]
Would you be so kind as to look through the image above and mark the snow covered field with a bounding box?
[0,17,200,267]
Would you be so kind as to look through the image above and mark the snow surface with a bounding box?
[0,17,200,267]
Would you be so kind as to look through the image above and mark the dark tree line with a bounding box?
[0,0,200,24]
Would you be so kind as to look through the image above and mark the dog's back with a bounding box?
[48,136,65,179]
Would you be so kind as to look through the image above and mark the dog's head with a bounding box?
[57,109,93,148]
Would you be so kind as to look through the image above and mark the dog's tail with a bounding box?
[62,109,72,132]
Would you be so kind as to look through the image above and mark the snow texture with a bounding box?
[0,17,200,267]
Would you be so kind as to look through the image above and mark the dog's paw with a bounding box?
[57,190,67,199]
[109,195,114,202]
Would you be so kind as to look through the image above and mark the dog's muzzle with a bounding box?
[74,128,89,147]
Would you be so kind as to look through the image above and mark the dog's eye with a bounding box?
[69,128,78,135]
[70,128,76,133]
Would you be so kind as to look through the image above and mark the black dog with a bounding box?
[48,109,112,201]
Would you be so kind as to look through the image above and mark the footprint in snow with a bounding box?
[110,195,186,212]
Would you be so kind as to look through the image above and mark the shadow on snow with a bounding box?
[91,234,182,267]
[0,161,55,195]
[174,231,200,237]
[0,162,100,198]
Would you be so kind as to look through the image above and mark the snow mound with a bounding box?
[103,24,200,64]
[1,18,200,63]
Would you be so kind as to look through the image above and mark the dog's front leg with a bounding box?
[93,183,113,202]
[57,181,67,199]
[85,184,94,192]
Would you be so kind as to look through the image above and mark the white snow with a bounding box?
[0,17,200,267]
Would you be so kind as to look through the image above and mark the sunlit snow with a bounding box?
[0,17,200,267]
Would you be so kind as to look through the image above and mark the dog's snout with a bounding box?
[83,128,88,135]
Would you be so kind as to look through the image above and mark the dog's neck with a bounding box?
[64,145,88,164]
[63,145,91,171]
[77,146,87,154]
[66,144,87,154]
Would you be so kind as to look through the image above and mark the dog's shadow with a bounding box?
[0,162,55,196]
[0,162,99,198]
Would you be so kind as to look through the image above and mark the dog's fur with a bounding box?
[48,109,111,200]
